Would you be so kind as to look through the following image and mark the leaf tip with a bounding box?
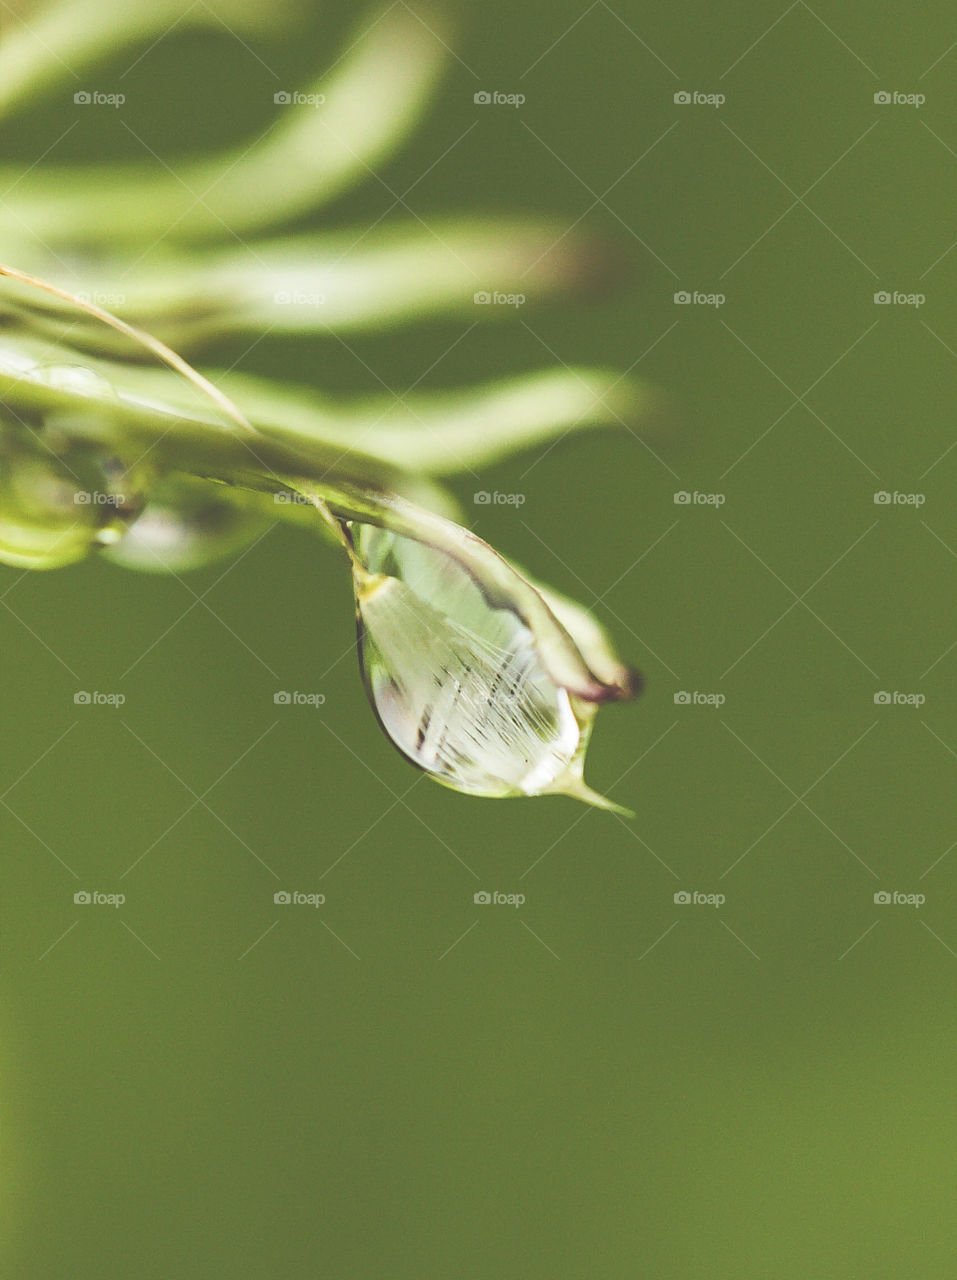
[549,774,634,818]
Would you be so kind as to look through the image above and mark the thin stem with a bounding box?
[0,262,256,434]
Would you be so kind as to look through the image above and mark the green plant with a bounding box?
[0,0,659,811]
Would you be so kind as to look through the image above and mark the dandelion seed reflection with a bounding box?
[346,522,630,812]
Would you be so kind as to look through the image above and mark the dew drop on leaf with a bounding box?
[30,363,117,400]
[347,521,626,810]
[0,413,142,569]
[102,475,271,573]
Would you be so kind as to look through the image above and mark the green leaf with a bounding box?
[220,363,662,474]
[0,0,302,121]
[0,4,450,243]
[2,219,615,351]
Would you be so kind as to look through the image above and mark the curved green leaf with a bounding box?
[0,4,450,243]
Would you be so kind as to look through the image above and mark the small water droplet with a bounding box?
[30,363,117,400]
[0,419,141,569]
[102,476,271,573]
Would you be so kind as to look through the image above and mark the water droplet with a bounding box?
[102,476,271,573]
[0,422,141,569]
[348,522,623,808]
[30,363,117,401]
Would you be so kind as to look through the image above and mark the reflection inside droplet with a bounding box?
[102,475,270,573]
[349,522,589,800]
[0,412,142,569]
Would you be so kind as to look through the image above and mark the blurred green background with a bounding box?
[3,0,957,1275]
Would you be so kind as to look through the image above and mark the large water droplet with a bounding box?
[348,522,621,807]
